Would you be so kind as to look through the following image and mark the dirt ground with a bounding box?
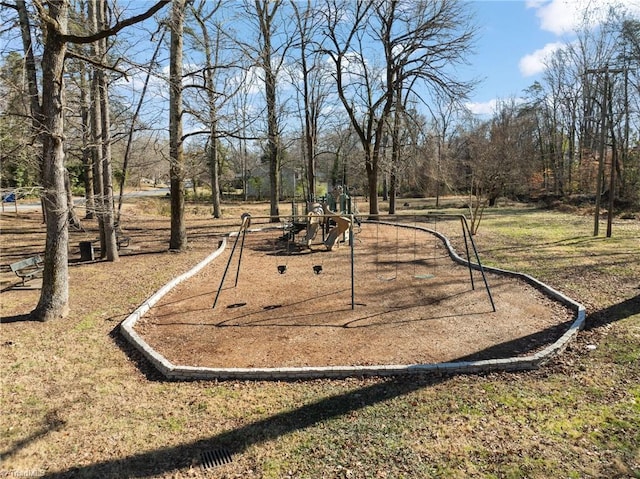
[136,220,576,369]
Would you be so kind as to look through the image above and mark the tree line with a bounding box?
[0,0,638,321]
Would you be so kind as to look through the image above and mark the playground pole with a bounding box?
[212,213,251,309]
[234,212,251,287]
[350,214,355,310]
[460,215,496,312]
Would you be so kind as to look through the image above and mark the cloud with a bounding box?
[519,41,565,77]
[520,0,640,77]
[527,0,583,35]
[526,0,640,36]
[465,99,498,116]
[466,97,527,117]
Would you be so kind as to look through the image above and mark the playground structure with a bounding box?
[210,210,496,315]
[285,185,357,249]
[211,210,357,310]
[285,202,352,251]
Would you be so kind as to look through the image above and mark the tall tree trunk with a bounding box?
[253,0,282,221]
[295,2,316,202]
[365,148,379,220]
[389,88,402,215]
[169,0,187,250]
[242,136,248,202]
[196,13,222,218]
[32,1,70,321]
[16,0,45,227]
[64,169,82,229]
[16,0,43,137]
[79,63,95,219]
[388,171,397,214]
[97,0,118,261]
[265,36,280,220]
[89,0,105,251]
[208,130,222,218]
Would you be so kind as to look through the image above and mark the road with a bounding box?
[1,188,170,212]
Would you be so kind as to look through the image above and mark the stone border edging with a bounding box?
[120,226,586,381]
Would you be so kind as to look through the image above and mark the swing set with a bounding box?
[211,212,495,314]
[370,214,496,312]
[212,212,357,310]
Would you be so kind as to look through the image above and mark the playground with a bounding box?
[135,213,577,370]
[3,200,637,478]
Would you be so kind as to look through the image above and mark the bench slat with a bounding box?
[10,255,44,285]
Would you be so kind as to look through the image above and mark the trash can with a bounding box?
[79,241,94,261]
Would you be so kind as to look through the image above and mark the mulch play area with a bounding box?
[135,219,576,369]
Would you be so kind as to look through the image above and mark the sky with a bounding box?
[463,0,640,115]
[103,0,640,123]
[3,0,631,127]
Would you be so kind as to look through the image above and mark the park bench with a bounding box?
[10,255,44,286]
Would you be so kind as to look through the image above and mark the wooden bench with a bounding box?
[10,255,44,286]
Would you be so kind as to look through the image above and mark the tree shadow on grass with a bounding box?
[35,317,579,479]
[584,293,640,330]
[32,294,640,479]
[1,411,65,463]
[0,313,37,323]
[39,374,449,479]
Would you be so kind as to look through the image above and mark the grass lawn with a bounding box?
[1,198,638,478]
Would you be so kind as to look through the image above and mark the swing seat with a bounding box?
[277,265,287,274]
[313,265,323,274]
[415,274,435,279]
[227,302,247,309]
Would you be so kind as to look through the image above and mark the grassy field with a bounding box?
[1,198,638,478]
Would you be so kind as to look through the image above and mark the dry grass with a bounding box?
[1,197,638,478]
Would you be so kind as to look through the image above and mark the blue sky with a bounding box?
[466,1,556,110]
[93,0,640,126]
[464,0,640,115]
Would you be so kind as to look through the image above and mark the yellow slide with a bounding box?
[323,208,351,251]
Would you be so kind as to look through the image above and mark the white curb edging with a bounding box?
[120,227,586,381]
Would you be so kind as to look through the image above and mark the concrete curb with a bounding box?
[120,226,586,381]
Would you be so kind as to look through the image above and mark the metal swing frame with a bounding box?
[367,214,496,313]
[212,213,357,310]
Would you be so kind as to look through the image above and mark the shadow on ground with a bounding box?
[34,292,640,479]
[585,293,640,330]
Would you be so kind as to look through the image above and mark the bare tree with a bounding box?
[14,0,169,321]
[426,96,465,206]
[0,3,42,191]
[289,0,332,202]
[78,59,95,220]
[169,0,186,251]
[116,27,166,224]
[237,0,290,220]
[322,0,476,218]
[186,0,246,218]
[89,0,118,260]
[191,1,223,218]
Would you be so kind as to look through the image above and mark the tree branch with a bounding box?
[60,0,170,44]
[65,50,128,79]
